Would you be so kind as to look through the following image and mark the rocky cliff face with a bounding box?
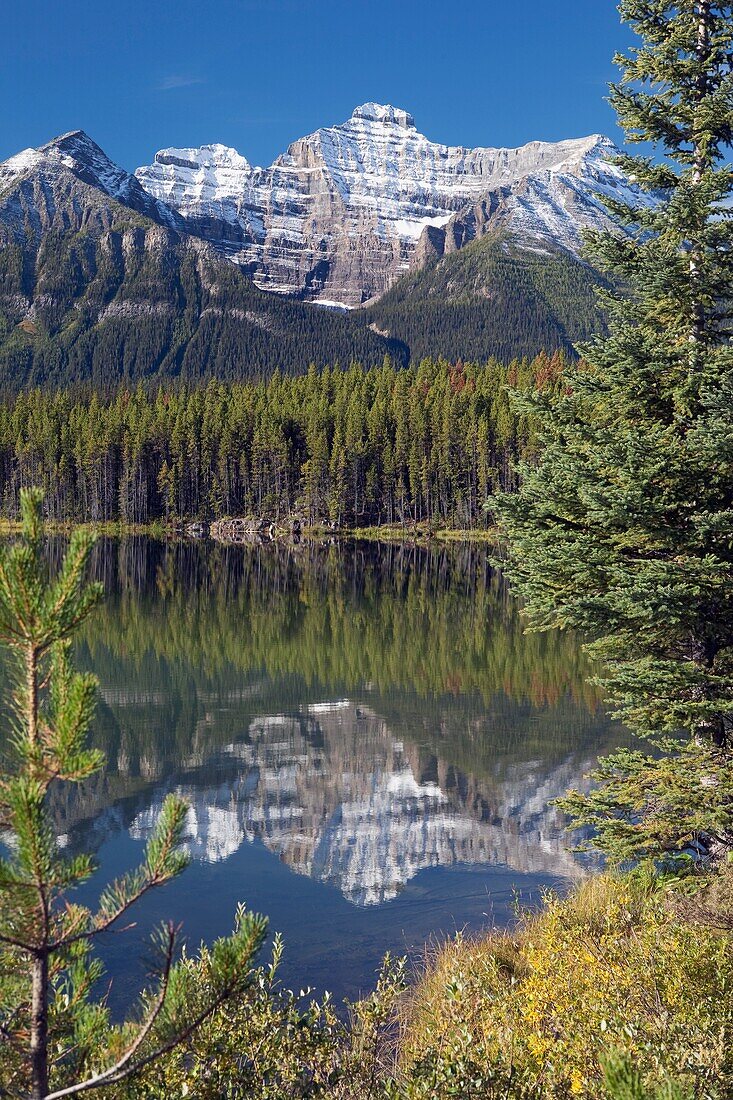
[135,104,645,307]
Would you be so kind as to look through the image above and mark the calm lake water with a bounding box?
[36,538,620,1008]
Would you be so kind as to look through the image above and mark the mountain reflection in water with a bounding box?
[128,701,595,907]
[21,538,623,1000]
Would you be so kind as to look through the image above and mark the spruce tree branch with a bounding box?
[51,815,186,951]
[50,871,166,951]
[0,930,37,950]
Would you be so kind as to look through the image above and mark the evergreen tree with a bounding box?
[0,489,267,1098]
[493,1,733,862]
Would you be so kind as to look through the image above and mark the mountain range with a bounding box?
[0,106,648,387]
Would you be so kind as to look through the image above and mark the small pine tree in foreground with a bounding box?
[0,489,267,1099]
[494,0,733,862]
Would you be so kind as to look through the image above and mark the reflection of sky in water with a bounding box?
[32,538,624,1003]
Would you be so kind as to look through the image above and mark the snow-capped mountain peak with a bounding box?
[141,143,256,214]
[350,102,416,128]
[0,129,183,232]
[38,129,138,201]
[153,143,254,174]
[135,103,648,306]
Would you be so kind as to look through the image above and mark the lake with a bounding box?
[37,537,620,1008]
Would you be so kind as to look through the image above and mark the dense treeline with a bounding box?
[2,353,565,526]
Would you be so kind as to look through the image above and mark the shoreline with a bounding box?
[0,518,499,544]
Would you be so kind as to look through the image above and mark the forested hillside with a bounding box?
[0,228,405,388]
[364,234,608,363]
[0,219,602,385]
[0,354,565,527]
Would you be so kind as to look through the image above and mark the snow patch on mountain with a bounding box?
[351,103,416,128]
[0,148,45,190]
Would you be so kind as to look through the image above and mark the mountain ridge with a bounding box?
[0,129,185,235]
[365,232,609,364]
[0,133,404,388]
[0,106,651,385]
[134,103,646,306]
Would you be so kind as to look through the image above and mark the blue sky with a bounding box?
[3,0,635,170]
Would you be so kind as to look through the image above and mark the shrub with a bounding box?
[397,874,733,1099]
[113,947,408,1100]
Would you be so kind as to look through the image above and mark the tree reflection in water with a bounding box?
[2,538,626,1000]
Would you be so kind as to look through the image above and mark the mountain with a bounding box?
[0,130,185,235]
[0,109,653,386]
[365,233,609,363]
[135,103,644,308]
[0,131,404,388]
[128,700,592,907]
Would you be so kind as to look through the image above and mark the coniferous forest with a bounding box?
[366,235,609,364]
[0,353,564,527]
[0,225,601,387]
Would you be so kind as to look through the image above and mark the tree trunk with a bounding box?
[30,952,49,1099]
[690,0,711,346]
[26,645,38,751]
[691,634,727,747]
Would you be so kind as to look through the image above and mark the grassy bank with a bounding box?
[309,521,499,543]
[396,871,733,1098]
[0,517,173,538]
